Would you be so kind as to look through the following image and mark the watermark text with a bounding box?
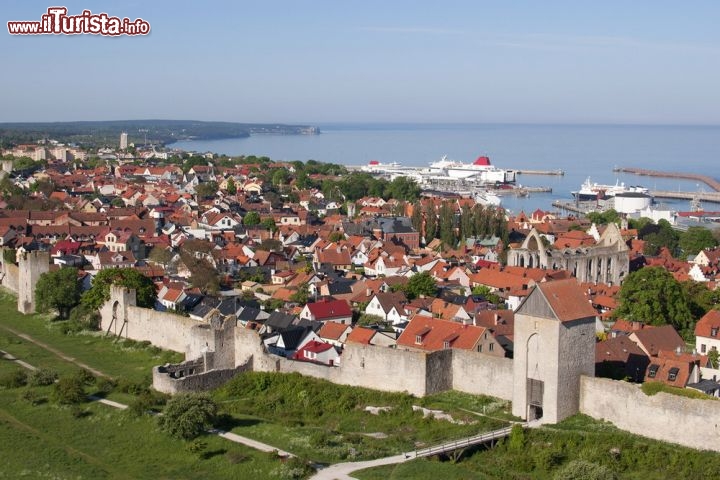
[8,7,150,36]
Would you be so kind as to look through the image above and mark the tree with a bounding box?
[195,181,219,199]
[424,204,438,242]
[271,168,290,187]
[289,284,309,304]
[471,285,504,306]
[614,267,693,335]
[679,226,717,257]
[709,349,720,369]
[641,219,679,256]
[243,211,261,226]
[157,393,218,440]
[35,267,82,319]
[261,217,278,232]
[403,271,437,300]
[81,268,157,310]
[147,247,174,268]
[226,176,237,195]
[438,201,456,247]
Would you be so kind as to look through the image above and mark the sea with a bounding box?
[169,123,720,215]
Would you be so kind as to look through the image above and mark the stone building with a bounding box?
[507,223,629,286]
[512,279,597,423]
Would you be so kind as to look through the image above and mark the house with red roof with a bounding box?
[396,315,503,356]
[299,298,353,325]
[695,309,720,355]
[345,325,397,347]
[291,340,341,366]
[317,322,353,348]
[645,349,703,389]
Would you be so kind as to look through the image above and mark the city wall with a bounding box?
[1,260,19,294]
[579,376,720,452]
[94,286,720,453]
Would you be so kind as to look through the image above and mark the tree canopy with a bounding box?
[402,271,438,300]
[81,268,156,310]
[243,211,261,226]
[35,267,82,319]
[157,393,218,440]
[614,267,693,336]
[679,226,717,257]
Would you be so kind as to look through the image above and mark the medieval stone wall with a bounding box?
[1,260,19,294]
[452,349,513,400]
[579,376,720,452]
[153,361,253,395]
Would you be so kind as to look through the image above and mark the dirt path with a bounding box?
[0,324,111,378]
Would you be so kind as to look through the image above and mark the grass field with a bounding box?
[215,371,514,463]
[354,414,720,479]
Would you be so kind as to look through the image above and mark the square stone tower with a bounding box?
[512,279,597,423]
[18,250,50,314]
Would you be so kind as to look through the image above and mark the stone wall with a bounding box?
[18,251,50,314]
[452,349,513,400]
[153,360,253,395]
[100,286,213,359]
[579,376,720,452]
[1,260,19,294]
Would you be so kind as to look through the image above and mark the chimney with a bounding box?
[366,288,371,297]
[675,346,682,356]
[494,313,500,325]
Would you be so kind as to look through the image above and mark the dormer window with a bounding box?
[415,335,422,345]
[712,327,718,338]
[443,341,450,349]
[668,367,679,382]
[648,364,659,378]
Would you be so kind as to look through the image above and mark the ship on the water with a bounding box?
[572,177,650,201]
[426,155,516,184]
[360,160,403,173]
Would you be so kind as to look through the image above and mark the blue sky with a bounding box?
[2,1,720,124]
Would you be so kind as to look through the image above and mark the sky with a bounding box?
[2,1,720,125]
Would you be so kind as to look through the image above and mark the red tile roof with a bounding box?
[532,279,597,322]
[306,299,352,320]
[695,310,720,339]
[397,316,485,352]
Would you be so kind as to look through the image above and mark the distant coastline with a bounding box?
[0,119,320,148]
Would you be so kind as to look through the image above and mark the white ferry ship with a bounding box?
[572,177,650,201]
[427,155,516,184]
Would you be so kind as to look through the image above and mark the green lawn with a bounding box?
[354,414,720,479]
[214,371,512,463]
[0,381,282,479]
[0,290,182,383]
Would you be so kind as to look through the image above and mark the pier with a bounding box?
[515,169,564,176]
[650,190,720,204]
[615,167,720,192]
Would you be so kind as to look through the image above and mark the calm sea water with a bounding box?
[170,124,720,214]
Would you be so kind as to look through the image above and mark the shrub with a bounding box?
[73,368,96,386]
[128,390,166,417]
[554,459,617,480]
[52,375,86,404]
[641,381,714,400]
[116,376,149,395]
[21,388,44,406]
[28,368,58,387]
[0,369,28,388]
[157,393,218,440]
[95,377,117,394]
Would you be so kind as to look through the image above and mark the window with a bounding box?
[701,344,707,353]
[477,344,483,353]
[668,367,679,382]
[415,335,422,345]
[443,341,450,349]
[712,327,719,338]
[489,343,494,352]
[648,364,659,378]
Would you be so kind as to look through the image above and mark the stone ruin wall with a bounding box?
[580,376,720,453]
